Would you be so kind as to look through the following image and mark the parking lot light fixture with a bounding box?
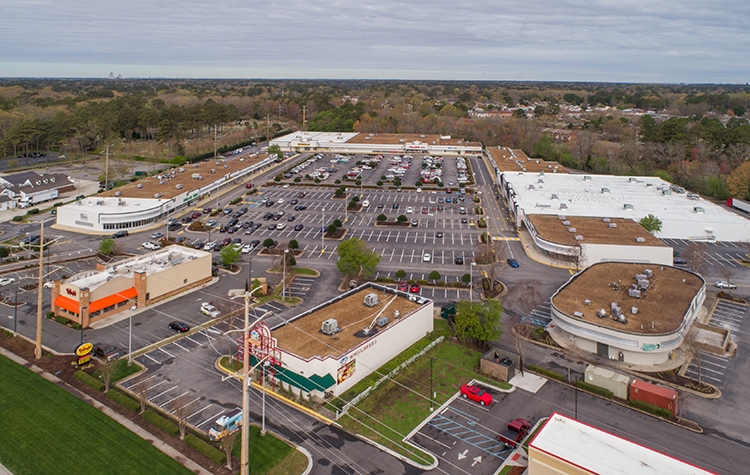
[470,261,476,302]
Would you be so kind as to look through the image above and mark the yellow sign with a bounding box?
[76,342,93,357]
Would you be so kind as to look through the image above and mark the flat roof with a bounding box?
[346,133,480,147]
[530,413,717,475]
[504,172,750,241]
[99,154,268,200]
[273,286,427,359]
[552,262,703,334]
[66,245,209,291]
[528,215,666,247]
[488,146,569,173]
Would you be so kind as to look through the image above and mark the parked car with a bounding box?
[297,192,306,198]
[203,241,216,251]
[150,232,164,240]
[168,321,190,333]
[223,208,233,214]
[241,244,252,254]
[497,418,531,448]
[392,203,399,209]
[191,212,202,219]
[168,222,182,231]
[294,224,304,231]
[111,230,129,238]
[143,241,161,251]
[673,258,687,265]
[406,206,414,214]
[507,259,519,268]
[436,232,443,238]
[455,256,464,265]
[714,281,737,289]
[268,224,277,230]
[423,253,431,262]
[203,208,212,214]
[397,282,409,292]
[409,284,420,293]
[411,219,418,227]
[460,384,492,406]
[276,223,286,230]
[0,277,16,286]
[93,343,120,362]
[200,302,221,318]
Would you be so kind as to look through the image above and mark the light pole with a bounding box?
[34,219,47,359]
[282,249,289,300]
[344,188,348,223]
[470,262,476,302]
[13,287,18,336]
[321,207,325,252]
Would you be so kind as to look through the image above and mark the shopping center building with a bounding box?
[51,245,212,328]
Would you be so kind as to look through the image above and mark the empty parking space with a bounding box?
[684,352,730,386]
[709,300,747,336]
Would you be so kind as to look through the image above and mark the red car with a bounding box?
[460,384,492,406]
[409,284,420,294]
[245,183,254,189]
[397,282,408,292]
[191,212,201,219]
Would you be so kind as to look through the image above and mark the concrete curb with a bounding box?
[297,446,314,475]
[0,346,213,475]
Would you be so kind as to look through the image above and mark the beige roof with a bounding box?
[488,147,568,173]
[528,215,666,247]
[346,133,480,147]
[552,262,703,334]
[99,154,269,200]
[273,287,424,359]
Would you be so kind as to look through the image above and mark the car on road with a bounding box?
[191,212,202,219]
[507,258,519,268]
[143,241,161,251]
[168,321,190,333]
[93,343,120,362]
[168,222,182,231]
[0,277,16,286]
[111,230,129,238]
[245,183,254,188]
[455,256,464,265]
[294,224,304,231]
[203,208,212,214]
[409,284,420,293]
[714,281,737,289]
[397,282,409,292]
[460,384,492,406]
[150,232,164,239]
[423,253,431,262]
[436,232,443,238]
[201,302,221,318]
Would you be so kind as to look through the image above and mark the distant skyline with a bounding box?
[2,1,748,83]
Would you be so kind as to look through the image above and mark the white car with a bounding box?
[714,281,737,289]
[143,242,161,251]
[276,223,286,230]
[201,302,221,318]
[416,188,422,193]
[0,277,16,286]
[278,198,285,204]
[406,206,414,214]
[362,200,370,207]
[203,241,216,251]
[423,253,431,262]
[43,281,53,289]
[241,244,252,254]
[282,184,290,188]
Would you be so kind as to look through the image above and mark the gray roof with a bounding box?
[17,174,73,194]
[1,171,42,187]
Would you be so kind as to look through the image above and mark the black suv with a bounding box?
[168,222,182,231]
[455,256,464,265]
[111,230,129,238]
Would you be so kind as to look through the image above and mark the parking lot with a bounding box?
[662,238,749,270]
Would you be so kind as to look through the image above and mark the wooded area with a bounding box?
[2,78,750,200]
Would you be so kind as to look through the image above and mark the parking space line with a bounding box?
[150,385,178,401]
[197,409,225,428]
[172,341,190,352]
[160,390,191,408]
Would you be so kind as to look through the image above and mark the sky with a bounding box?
[2,0,749,83]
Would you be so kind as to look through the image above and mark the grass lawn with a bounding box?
[0,354,191,475]
[335,319,512,465]
[231,425,305,475]
[292,268,318,276]
[91,358,141,383]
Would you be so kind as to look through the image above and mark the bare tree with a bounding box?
[221,430,240,470]
[504,280,543,376]
[135,378,151,414]
[683,326,703,384]
[100,360,117,393]
[171,394,195,440]
[683,242,707,276]
[569,131,598,169]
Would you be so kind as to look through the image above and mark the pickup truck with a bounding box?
[498,418,531,449]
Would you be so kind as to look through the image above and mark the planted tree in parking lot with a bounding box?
[220,244,241,268]
[263,238,275,249]
[377,214,387,222]
[397,214,407,223]
[462,273,471,283]
[98,238,116,255]
[429,270,441,283]
[336,238,381,279]
[333,219,343,228]
[326,224,338,235]
[396,269,406,279]
[288,239,299,250]
[453,300,503,347]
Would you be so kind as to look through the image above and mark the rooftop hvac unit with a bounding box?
[550,193,558,200]
[321,318,340,335]
[154,193,162,198]
[635,273,647,281]
[638,279,650,289]
[538,178,544,184]
[175,184,182,190]
[628,288,642,298]
[608,223,617,228]
[603,217,611,223]
[601,188,610,194]
[618,314,628,324]
[574,235,584,241]
[562,220,570,226]
[635,237,646,243]
[624,204,634,210]
[694,206,704,214]
[558,215,566,220]
[394,310,401,319]
[114,191,121,197]
[377,316,388,327]
[364,293,380,307]
[568,227,576,233]
[136,183,143,189]
[643,269,653,278]
[597,309,607,318]
[573,311,584,318]
[631,306,639,315]
[560,203,568,210]
[584,175,592,181]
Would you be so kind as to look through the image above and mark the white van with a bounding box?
[362,200,370,207]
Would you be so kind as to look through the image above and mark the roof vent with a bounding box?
[635,236,646,243]
[601,188,610,194]
[154,193,162,199]
[583,175,592,181]
[562,220,570,226]
[573,311,584,318]
[597,309,607,318]
[136,183,143,189]
[624,204,634,210]
[629,177,637,182]
[560,203,568,210]
[608,223,617,228]
[693,206,704,214]
[550,193,558,200]
[114,191,121,197]
[628,288,642,298]
[574,235,584,241]
[568,227,576,233]
[631,306,638,315]
[643,269,653,278]
[602,217,611,223]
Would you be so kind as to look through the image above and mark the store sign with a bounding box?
[66,288,77,296]
[641,343,661,352]
[75,342,93,366]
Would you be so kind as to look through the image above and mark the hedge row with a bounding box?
[628,399,672,419]
[576,380,614,399]
[107,389,141,412]
[143,410,180,437]
[185,434,226,465]
[527,364,565,382]
[74,370,105,391]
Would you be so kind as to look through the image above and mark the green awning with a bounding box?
[244,355,335,392]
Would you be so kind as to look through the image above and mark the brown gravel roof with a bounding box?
[528,215,666,247]
[488,147,568,173]
[346,133,480,147]
[552,262,703,334]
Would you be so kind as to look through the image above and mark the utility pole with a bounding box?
[214,125,218,158]
[13,287,18,336]
[34,220,45,359]
[240,291,250,475]
[266,115,271,143]
[302,106,306,130]
[104,144,110,192]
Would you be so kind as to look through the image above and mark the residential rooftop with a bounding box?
[65,245,209,291]
[488,146,568,173]
[99,154,268,200]
[530,413,717,475]
[527,215,666,247]
[272,285,428,360]
[551,262,704,334]
[503,172,750,241]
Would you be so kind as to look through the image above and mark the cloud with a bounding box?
[1,0,748,82]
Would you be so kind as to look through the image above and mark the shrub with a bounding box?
[142,410,180,436]
[333,219,342,228]
[416,279,428,285]
[45,311,55,319]
[376,214,387,222]
[314,178,321,184]
[74,370,105,391]
[185,434,226,465]
[397,214,407,223]
[294,177,301,183]
[12,216,23,222]
[628,400,672,419]
[107,389,141,412]
[576,380,614,399]
[230,197,242,205]
[395,269,406,279]
[528,364,565,382]
[462,273,471,283]
[334,179,341,185]
[0,247,8,258]
[27,208,40,215]
[376,180,383,186]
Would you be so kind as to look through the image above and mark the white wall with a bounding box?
[580,243,673,267]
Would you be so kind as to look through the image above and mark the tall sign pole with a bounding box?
[240,291,250,475]
[35,220,45,359]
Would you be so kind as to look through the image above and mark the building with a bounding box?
[528,413,717,475]
[525,214,672,268]
[499,172,750,242]
[242,284,433,399]
[271,131,482,156]
[0,171,74,206]
[487,146,569,175]
[51,245,212,328]
[549,262,705,366]
[55,153,275,234]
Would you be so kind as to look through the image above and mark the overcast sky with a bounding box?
[2,1,748,83]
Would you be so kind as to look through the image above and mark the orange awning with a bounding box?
[54,295,79,314]
[89,287,138,313]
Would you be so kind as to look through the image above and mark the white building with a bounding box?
[529,413,717,475]
[549,262,705,367]
[500,172,750,242]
